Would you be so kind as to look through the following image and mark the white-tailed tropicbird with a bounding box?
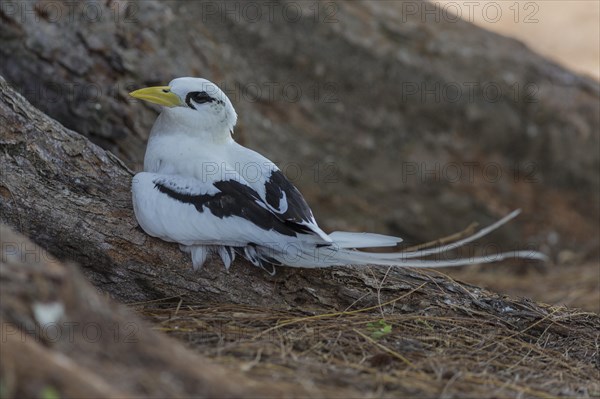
[129,77,546,273]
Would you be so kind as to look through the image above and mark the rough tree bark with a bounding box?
[0,226,325,398]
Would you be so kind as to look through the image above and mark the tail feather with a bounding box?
[259,209,548,268]
[328,231,402,248]
[328,248,547,268]
[351,209,524,260]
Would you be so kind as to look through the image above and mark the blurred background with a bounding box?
[439,0,599,80]
[0,0,598,311]
[434,0,599,311]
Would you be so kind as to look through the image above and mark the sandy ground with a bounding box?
[436,0,600,80]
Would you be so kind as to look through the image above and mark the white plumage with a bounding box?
[130,77,546,273]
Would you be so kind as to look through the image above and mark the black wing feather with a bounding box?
[154,178,313,237]
[264,170,316,226]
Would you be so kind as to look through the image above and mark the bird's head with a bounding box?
[130,77,237,136]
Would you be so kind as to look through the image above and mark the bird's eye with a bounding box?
[190,91,214,104]
[185,91,220,110]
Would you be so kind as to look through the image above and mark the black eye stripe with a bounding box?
[193,91,214,103]
[185,94,196,110]
[185,91,215,109]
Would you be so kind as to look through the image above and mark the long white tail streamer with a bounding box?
[256,209,547,269]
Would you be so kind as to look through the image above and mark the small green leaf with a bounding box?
[366,319,392,340]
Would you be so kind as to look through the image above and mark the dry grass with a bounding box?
[134,271,599,398]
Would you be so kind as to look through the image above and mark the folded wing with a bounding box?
[131,172,331,247]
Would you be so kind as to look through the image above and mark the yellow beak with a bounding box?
[129,86,183,107]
